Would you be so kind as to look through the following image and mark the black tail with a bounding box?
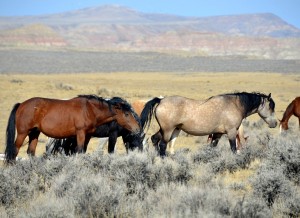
[140,97,162,131]
[46,138,76,156]
[5,103,20,163]
[46,138,63,155]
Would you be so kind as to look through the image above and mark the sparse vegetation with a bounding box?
[55,82,74,90]
[0,128,299,217]
[0,70,299,217]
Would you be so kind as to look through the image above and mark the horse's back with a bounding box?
[16,97,87,137]
[294,97,300,115]
[155,95,242,135]
[155,96,208,128]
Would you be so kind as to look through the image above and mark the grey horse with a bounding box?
[141,92,277,156]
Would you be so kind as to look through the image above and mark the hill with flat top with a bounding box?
[1,5,300,59]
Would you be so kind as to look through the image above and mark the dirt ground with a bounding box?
[0,72,299,158]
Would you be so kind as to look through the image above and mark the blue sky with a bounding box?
[0,0,299,28]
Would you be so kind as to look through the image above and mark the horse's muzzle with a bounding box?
[268,120,277,128]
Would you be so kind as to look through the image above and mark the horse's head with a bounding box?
[124,132,144,152]
[258,93,277,128]
[109,97,141,135]
[279,120,288,133]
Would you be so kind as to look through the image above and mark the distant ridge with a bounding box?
[0,5,300,59]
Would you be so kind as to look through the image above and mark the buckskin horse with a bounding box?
[279,96,300,132]
[141,92,277,156]
[5,95,141,163]
[134,97,246,154]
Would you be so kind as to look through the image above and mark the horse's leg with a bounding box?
[62,138,76,155]
[209,133,223,147]
[158,140,167,156]
[14,133,27,158]
[159,129,175,157]
[108,132,118,153]
[151,131,162,151]
[83,135,91,153]
[236,124,247,151]
[27,129,40,156]
[75,131,86,153]
[169,128,181,155]
[227,129,237,153]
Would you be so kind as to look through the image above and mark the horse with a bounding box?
[133,97,247,154]
[46,119,144,155]
[46,98,146,155]
[5,95,141,163]
[279,96,300,132]
[141,92,277,156]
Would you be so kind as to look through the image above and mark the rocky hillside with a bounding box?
[0,5,300,59]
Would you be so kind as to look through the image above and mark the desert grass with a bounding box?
[0,72,299,157]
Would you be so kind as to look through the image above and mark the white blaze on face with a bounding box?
[279,124,282,133]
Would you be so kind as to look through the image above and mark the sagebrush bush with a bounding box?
[232,196,271,218]
[70,174,126,217]
[251,164,292,207]
[273,189,300,218]
[1,126,299,217]
[266,135,300,184]
[16,194,74,218]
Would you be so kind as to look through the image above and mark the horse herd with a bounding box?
[4,93,300,163]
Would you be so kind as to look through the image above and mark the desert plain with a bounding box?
[0,71,299,157]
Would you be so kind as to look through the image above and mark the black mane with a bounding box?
[78,95,140,124]
[108,97,141,124]
[77,94,106,103]
[222,92,274,117]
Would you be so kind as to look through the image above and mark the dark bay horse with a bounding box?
[46,119,143,155]
[141,92,277,156]
[5,95,141,163]
[46,98,145,155]
[279,96,300,132]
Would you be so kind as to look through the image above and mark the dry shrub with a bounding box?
[55,82,74,90]
[1,126,299,217]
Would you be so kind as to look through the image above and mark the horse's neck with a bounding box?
[281,102,294,123]
[239,101,257,118]
[91,101,115,123]
[281,111,293,124]
[243,97,264,118]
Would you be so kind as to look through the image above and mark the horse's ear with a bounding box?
[268,93,271,99]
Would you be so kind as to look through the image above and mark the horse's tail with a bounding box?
[46,138,62,155]
[46,138,73,155]
[5,103,20,163]
[140,97,162,131]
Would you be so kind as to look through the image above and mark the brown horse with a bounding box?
[279,96,300,132]
[141,92,277,156]
[5,95,141,163]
